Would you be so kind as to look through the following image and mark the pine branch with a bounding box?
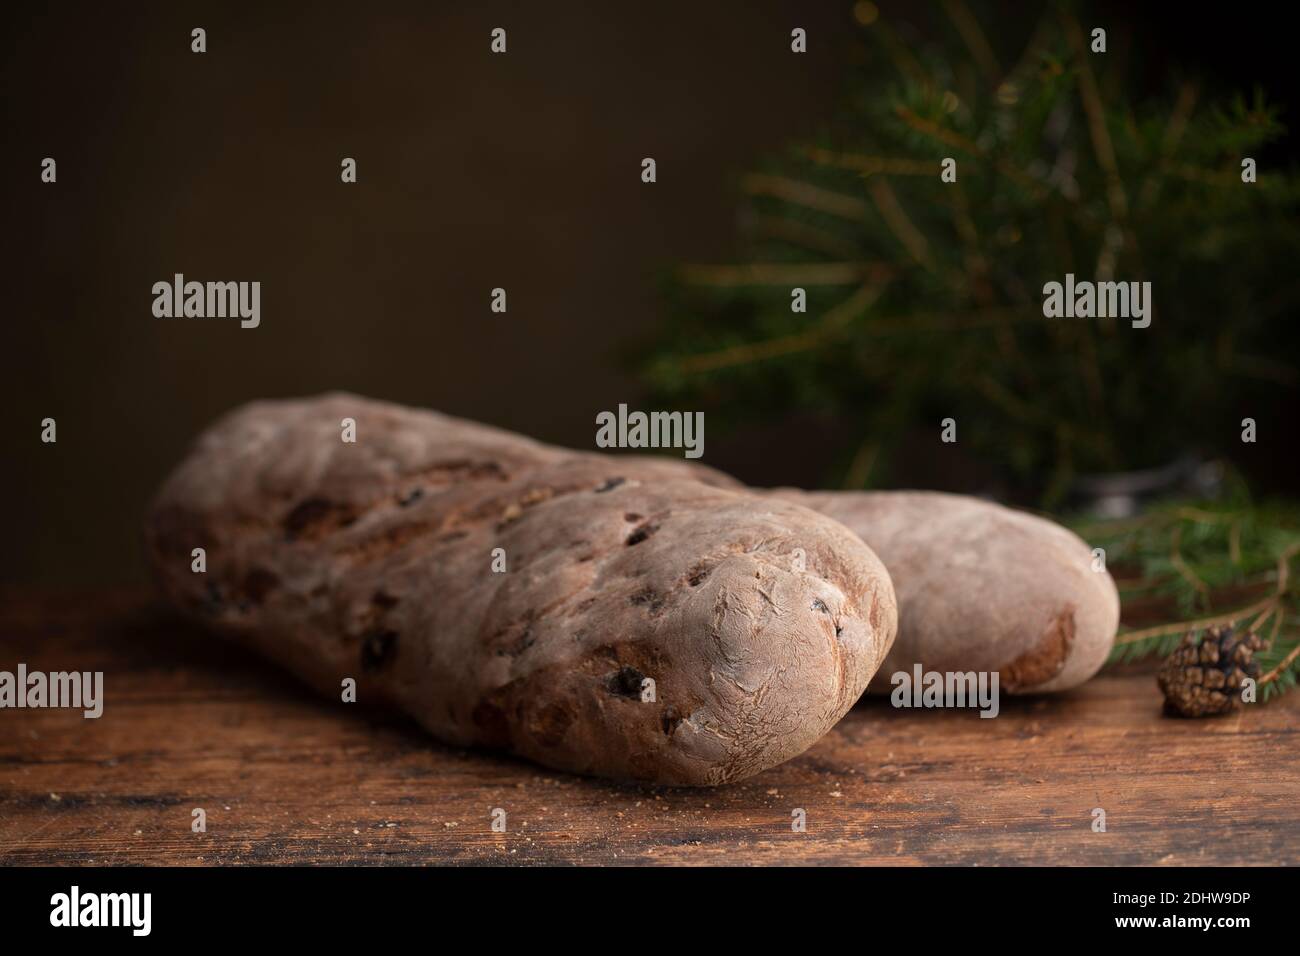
[1069,494,1300,702]
[642,0,1300,499]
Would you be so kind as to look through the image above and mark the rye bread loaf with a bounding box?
[772,490,1119,693]
[145,394,897,785]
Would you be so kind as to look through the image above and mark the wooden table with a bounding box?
[2,590,1296,865]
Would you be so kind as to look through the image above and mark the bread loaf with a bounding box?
[773,490,1119,693]
[145,394,897,784]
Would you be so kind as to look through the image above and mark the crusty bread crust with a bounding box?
[774,490,1119,694]
[146,394,897,784]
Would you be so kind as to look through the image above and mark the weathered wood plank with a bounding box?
[2,591,1296,865]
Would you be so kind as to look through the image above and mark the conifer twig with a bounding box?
[751,217,861,259]
[1260,638,1300,687]
[871,15,930,87]
[1138,81,1199,209]
[866,178,935,272]
[1169,525,1211,599]
[803,149,935,177]
[673,282,884,374]
[893,106,1046,198]
[1061,11,1128,222]
[740,174,870,221]
[1113,541,1300,647]
[1114,596,1277,647]
[941,0,1001,81]
[647,3,1297,506]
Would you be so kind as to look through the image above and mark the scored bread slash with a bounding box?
[145,393,897,785]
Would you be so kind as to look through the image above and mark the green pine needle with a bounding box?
[1067,488,1300,702]
[641,1,1300,505]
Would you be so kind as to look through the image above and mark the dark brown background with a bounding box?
[3,1,1294,587]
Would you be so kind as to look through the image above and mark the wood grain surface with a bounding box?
[2,590,1296,865]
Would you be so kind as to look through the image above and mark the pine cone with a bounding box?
[1158,624,1264,717]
